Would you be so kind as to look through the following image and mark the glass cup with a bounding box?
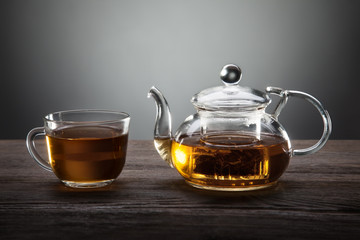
[26,109,130,188]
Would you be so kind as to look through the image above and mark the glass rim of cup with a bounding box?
[42,109,130,124]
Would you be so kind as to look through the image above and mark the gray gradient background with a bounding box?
[1,0,359,140]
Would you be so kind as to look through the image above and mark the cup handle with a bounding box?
[26,127,52,171]
[266,87,332,156]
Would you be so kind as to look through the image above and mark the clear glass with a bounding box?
[148,63,331,191]
[26,109,130,188]
[191,85,270,110]
[149,86,331,191]
[191,64,270,111]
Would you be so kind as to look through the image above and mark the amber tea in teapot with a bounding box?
[149,64,331,191]
[156,132,290,190]
[172,133,290,188]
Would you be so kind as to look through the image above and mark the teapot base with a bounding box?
[185,180,278,191]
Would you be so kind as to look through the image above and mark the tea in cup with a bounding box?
[26,110,130,188]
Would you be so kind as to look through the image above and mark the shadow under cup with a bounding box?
[26,110,130,188]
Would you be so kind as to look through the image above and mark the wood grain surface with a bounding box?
[0,140,359,239]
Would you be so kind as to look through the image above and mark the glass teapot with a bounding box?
[148,64,331,191]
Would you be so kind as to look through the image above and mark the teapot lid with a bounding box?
[191,64,270,111]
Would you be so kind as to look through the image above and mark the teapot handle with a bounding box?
[266,87,332,156]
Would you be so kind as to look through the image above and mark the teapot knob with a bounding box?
[220,64,242,86]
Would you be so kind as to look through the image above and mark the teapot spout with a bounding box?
[148,86,173,167]
[148,86,172,139]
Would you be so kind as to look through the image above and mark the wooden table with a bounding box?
[0,140,359,239]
